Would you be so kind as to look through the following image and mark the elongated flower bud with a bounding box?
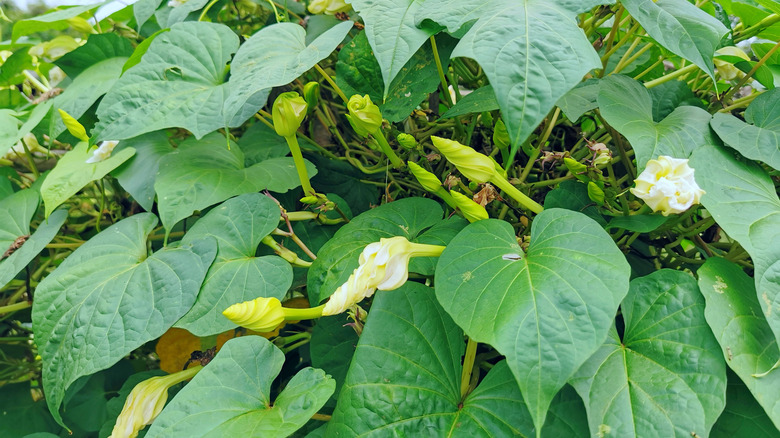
[110,366,202,438]
[450,191,489,222]
[303,82,320,110]
[408,162,443,193]
[223,297,285,332]
[431,136,495,183]
[272,92,308,138]
[346,94,382,137]
[58,109,89,142]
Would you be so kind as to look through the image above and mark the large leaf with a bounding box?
[648,80,704,122]
[417,0,601,157]
[571,269,727,438]
[0,210,67,289]
[690,145,780,346]
[348,0,438,98]
[599,75,716,171]
[306,197,444,305]
[94,22,239,140]
[698,257,780,429]
[710,88,780,171]
[154,132,315,232]
[54,33,133,78]
[40,141,135,217]
[435,209,630,431]
[224,21,352,124]
[621,0,728,81]
[146,336,335,437]
[309,314,359,398]
[175,193,293,336]
[711,372,780,438]
[32,214,216,427]
[327,282,590,437]
[111,131,174,211]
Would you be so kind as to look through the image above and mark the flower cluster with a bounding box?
[630,156,705,216]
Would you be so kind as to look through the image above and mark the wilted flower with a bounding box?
[223,296,325,332]
[272,92,308,138]
[86,140,118,164]
[308,0,351,15]
[630,156,705,216]
[590,143,611,166]
[322,237,445,315]
[346,94,383,137]
[450,191,489,222]
[109,366,202,438]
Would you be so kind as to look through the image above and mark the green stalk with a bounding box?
[0,301,31,314]
[371,130,404,169]
[644,64,699,88]
[283,305,326,320]
[721,40,780,104]
[283,135,315,196]
[431,35,454,107]
[315,64,348,103]
[492,177,544,214]
[460,337,478,400]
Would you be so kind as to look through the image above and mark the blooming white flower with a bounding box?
[85,140,119,164]
[630,156,705,216]
[110,366,201,438]
[322,236,444,315]
[308,0,351,15]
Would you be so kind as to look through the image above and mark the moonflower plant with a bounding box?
[222,297,324,332]
[109,365,202,438]
[630,156,705,216]
[85,140,119,164]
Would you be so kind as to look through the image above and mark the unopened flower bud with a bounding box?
[272,92,308,138]
[396,133,417,149]
[303,82,320,110]
[450,191,489,222]
[346,94,382,137]
[58,109,90,142]
[408,162,443,193]
[223,297,285,332]
[432,136,496,183]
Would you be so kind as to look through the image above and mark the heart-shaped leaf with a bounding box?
[417,0,601,157]
[40,141,136,217]
[111,131,174,211]
[146,336,335,437]
[699,257,780,429]
[599,75,716,171]
[711,88,780,171]
[711,372,780,438]
[327,282,589,437]
[621,0,728,81]
[310,314,359,398]
[435,209,630,431]
[571,269,726,438]
[690,144,780,346]
[175,193,293,336]
[306,197,445,305]
[154,132,315,232]
[32,213,216,427]
[0,210,67,289]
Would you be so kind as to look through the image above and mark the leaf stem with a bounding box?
[0,301,31,314]
[460,337,478,400]
[198,0,222,21]
[283,135,315,196]
[431,35,454,108]
[643,64,699,88]
[314,64,348,104]
[371,130,404,168]
[518,107,560,183]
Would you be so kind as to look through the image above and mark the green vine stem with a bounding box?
[720,40,780,104]
[644,63,699,88]
[0,301,31,314]
[460,337,478,401]
[371,130,404,169]
[314,64,348,103]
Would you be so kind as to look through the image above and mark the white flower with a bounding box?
[630,156,705,216]
[167,0,187,7]
[322,236,444,315]
[110,366,201,438]
[308,0,351,15]
[85,140,118,164]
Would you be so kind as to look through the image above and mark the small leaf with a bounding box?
[571,269,727,437]
[711,88,780,171]
[40,141,135,217]
[556,78,601,122]
[699,257,780,430]
[146,336,335,437]
[32,214,216,427]
[435,210,630,431]
[606,214,670,232]
[175,193,293,336]
[648,80,704,122]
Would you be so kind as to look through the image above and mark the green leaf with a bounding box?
[12,2,105,41]
[238,122,290,166]
[94,22,239,140]
[224,21,352,124]
[441,84,499,118]
[306,197,444,305]
[32,214,216,428]
[40,141,135,217]
[435,210,630,431]
[0,50,33,86]
[711,88,780,171]
[0,209,67,289]
[327,282,589,437]
[711,371,780,438]
[698,257,780,430]
[418,0,601,157]
[111,131,174,211]
[0,383,61,436]
[571,269,726,437]
[54,33,133,78]
[408,215,467,276]
[606,214,670,232]
[349,0,438,98]
[147,336,335,437]
[0,189,38,252]
[154,132,314,232]
[690,144,780,346]
[165,0,209,26]
[556,79,600,122]
[599,75,716,171]
[648,80,704,122]
[621,0,728,81]
[175,193,293,336]
[133,0,163,30]
[310,315,358,398]
[543,180,607,226]
[0,101,53,155]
